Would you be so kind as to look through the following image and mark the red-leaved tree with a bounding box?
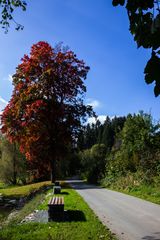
[1,41,92,182]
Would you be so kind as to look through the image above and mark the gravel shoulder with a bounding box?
[68,180,160,240]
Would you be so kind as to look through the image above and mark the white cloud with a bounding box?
[97,115,107,123]
[0,96,8,112]
[86,115,120,125]
[0,96,8,105]
[86,98,101,109]
[8,74,13,83]
[3,74,13,83]
[86,115,107,125]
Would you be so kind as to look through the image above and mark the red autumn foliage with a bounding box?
[1,41,92,182]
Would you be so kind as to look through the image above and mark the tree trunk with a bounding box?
[13,144,17,185]
[51,160,56,183]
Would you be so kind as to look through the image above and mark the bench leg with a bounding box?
[48,207,64,221]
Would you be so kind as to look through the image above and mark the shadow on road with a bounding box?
[142,232,160,240]
[66,180,102,190]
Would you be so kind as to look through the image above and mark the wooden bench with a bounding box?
[54,186,61,194]
[48,197,64,221]
[53,181,61,194]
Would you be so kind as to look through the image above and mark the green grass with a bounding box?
[0,182,6,189]
[0,181,52,198]
[0,208,11,225]
[123,185,160,204]
[102,175,160,205]
[0,184,116,240]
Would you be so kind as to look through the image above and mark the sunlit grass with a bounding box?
[0,182,6,189]
[103,175,160,205]
[0,181,52,198]
[126,185,160,204]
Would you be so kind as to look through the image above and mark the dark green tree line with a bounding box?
[78,113,160,184]
[77,116,126,183]
[78,116,126,151]
[105,112,160,185]
[0,134,27,184]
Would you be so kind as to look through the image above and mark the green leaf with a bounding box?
[119,0,125,6]
[145,74,154,84]
[154,84,160,97]
[112,0,121,7]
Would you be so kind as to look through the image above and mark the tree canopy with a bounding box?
[106,112,160,181]
[112,0,160,96]
[1,41,92,182]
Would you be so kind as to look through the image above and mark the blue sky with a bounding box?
[0,0,159,122]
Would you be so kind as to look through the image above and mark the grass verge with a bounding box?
[7,193,46,225]
[119,185,160,205]
[102,175,160,205]
[0,184,116,240]
[0,181,52,198]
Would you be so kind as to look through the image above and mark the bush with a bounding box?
[79,144,107,183]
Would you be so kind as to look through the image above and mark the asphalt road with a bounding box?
[68,180,160,240]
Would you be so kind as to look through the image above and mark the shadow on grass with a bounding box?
[49,210,86,222]
[60,191,69,195]
[65,210,86,222]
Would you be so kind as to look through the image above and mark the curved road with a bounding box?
[68,180,160,240]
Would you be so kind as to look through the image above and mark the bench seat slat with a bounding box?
[48,197,64,206]
[49,198,52,205]
[51,197,54,205]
